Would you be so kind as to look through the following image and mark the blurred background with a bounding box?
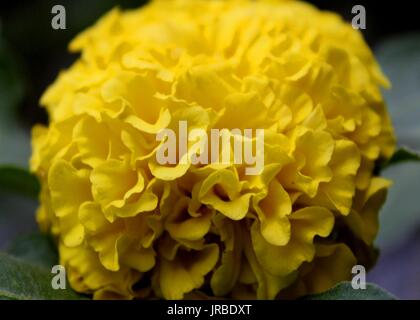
[0,0,419,299]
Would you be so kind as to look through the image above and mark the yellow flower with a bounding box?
[31,0,395,299]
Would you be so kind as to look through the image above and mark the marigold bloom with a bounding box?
[31,0,395,299]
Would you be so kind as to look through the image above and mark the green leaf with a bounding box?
[376,147,420,173]
[0,252,87,300]
[1,233,89,300]
[6,233,58,269]
[0,166,40,198]
[1,233,88,300]
[303,282,396,300]
[387,147,420,164]
[0,192,38,245]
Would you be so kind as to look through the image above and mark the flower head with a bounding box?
[31,0,395,299]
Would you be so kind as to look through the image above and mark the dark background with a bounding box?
[0,0,419,299]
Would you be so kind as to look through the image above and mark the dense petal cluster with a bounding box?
[31,0,395,299]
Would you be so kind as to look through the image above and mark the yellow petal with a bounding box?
[48,159,92,218]
[251,206,334,276]
[159,244,219,299]
[253,179,292,245]
[199,169,252,220]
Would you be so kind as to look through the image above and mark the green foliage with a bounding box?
[0,253,86,300]
[0,233,87,300]
[303,282,396,300]
[387,147,420,164]
[0,166,40,198]
[378,147,420,172]
[6,234,58,269]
